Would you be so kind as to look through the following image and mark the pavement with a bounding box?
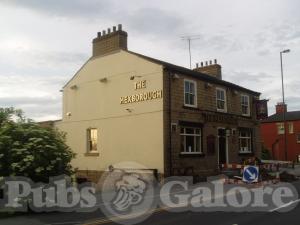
[280,164,300,177]
[1,168,300,225]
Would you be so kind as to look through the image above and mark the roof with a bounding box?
[262,111,300,123]
[127,50,261,96]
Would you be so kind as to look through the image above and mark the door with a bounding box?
[218,128,227,165]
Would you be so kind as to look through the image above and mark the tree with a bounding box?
[0,108,75,183]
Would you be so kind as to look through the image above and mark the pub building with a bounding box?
[53,25,263,182]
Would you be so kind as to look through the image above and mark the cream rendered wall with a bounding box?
[55,50,165,173]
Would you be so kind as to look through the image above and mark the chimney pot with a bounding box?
[196,63,199,68]
[92,25,128,57]
[276,102,287,114]
[193,59,222,80]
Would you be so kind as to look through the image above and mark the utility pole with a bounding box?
[181,35,201,69]
[280,49,290,161]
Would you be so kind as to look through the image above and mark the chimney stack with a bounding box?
[276,102,287,114]
[193,59,222,79]
[92,24,128,57]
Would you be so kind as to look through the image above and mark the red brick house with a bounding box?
[261,103,300,161]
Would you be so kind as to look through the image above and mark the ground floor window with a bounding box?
[297,133,300,143]
[239,129,252,153]
[180,127,202,153]
[87,128,98,152]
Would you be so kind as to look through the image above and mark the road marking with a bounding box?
[83,207,165,225]
[269,199,300,212]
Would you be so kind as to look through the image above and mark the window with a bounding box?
[241,95,250,116]
[180,127,202,153]
[277,123,285,134]
[216,88,227,112]
[87,128,98,152]
[288,122,294,134]
[184,80,197,107]
[297,134,300,143]
[239,129,252,153]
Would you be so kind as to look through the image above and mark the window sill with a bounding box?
[238,152,254,156]
[217,109,227,113]
[84,152,99,157]
[179,152,205,158]
[182,105,200,110]
[241,114,251,117]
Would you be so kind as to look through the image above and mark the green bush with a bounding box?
[0,108,75,182]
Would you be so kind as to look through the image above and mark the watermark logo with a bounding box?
[0,161,299,225]
[98,161,157,225]
[112,173,146,212]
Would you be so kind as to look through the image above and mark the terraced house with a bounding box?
[54,25,263,182]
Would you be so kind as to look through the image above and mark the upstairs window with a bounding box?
[87,128,98,152]
[216,88,227,112]
[180,127,202,153]
[277,123,285,134]
[184,79,197,107]
[239,129,252,153]
[297,134,300,143]
[288,122,294,134]
[241,95,250,116]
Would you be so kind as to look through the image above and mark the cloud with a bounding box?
[0,0,300,121]
[125,8,186,37]
[1,0,115,19]
[0,74,65,121]
[0,47,88,78]
[226,71,276,84]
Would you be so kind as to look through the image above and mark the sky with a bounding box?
[0,0,299,121]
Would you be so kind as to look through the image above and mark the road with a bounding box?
[1,180,300,225]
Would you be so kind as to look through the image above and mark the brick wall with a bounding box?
[163,70,262,177]
[92,26,127,57]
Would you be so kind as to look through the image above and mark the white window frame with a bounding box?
[277,123,285,135]
[239,129,252,153]
[216,87,227,112]
[180,127,202,154]
[288,122,294,134]
[241,94,250,116]
[87,128,98,152]
[184,79,197,108]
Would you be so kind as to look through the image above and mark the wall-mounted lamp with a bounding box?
[66,112,72,117]
[172,73,180,79]
[130,75,142,80]
[70,85,78,90]
[205,82,213,88]
[233,90,239,95]
[99,77,108,83]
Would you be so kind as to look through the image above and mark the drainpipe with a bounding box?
[167,70,173,176]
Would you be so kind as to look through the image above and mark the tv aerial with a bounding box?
[181,35,201,69]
